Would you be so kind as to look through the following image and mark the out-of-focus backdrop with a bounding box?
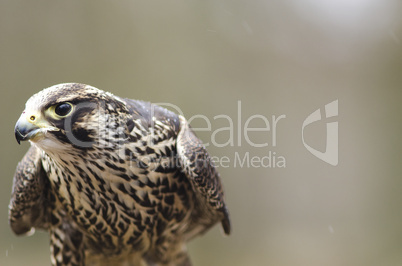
[1,0,402,265]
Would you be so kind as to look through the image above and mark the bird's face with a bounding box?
[14,83,129,153]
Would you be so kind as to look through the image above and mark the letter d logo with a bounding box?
[302,100,338,166]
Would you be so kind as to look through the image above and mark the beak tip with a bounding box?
[15,130,22,144]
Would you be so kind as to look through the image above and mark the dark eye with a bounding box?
[55,103,73,117]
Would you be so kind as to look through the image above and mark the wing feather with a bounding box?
[176,116,231,235]
[122,98,231,235]
[9,145,50,235]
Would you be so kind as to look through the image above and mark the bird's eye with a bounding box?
[54,102,73,117]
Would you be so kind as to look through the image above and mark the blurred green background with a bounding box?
[1,0,402,265]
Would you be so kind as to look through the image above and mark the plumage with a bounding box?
[10,83,230,266]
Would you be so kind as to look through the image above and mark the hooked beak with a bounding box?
[14,111,58,144]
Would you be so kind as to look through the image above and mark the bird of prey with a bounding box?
[10,83,230,266]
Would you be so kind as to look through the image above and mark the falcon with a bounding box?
[10,83,230,266]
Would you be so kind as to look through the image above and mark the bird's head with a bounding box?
[14,83,130,153]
